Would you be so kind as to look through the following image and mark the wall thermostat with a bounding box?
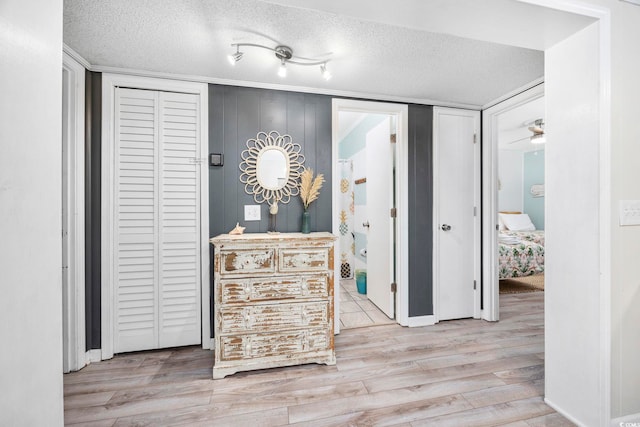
[210,153,224,167]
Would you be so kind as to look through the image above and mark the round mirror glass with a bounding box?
[257,147,289,190]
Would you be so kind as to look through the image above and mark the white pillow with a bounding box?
[499,213,536,231]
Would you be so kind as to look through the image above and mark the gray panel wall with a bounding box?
[85,71,101,349]
[408,104,434,317]
[208,85,332,237]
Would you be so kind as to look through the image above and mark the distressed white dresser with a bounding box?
[209,232,337,379]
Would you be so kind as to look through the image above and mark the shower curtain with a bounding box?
[339,159,355,279]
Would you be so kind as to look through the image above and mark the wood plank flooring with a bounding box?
[64,291,574,426]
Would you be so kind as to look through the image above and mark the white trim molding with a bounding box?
[101,74,210,360]
[611,413,640,427]
[62,52,86,373]
[85,349,102,364]
[331,99,410,328]
[405,315,436,328]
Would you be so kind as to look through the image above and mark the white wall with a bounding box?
[497,150,523,212]
[606,0,640,419]
[0,0,64,425]
[545,22,602,426]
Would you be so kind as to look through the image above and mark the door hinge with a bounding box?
[391,282,397,293]
[390,134,397,144]
[473,280,477,290]
[473,133,477,144]
[390,208,397,218]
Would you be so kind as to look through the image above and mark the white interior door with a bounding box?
[434,107,479,321]
[365,117,395,318]
[114,88,201,353]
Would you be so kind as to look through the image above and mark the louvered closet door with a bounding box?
[114,88,201,353]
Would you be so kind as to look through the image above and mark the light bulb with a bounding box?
[321,64,332,81]
[278,61,287,78]
[227,50,243,65]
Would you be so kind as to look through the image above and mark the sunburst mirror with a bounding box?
[239,131,305,204]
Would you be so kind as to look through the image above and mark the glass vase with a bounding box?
[301,210,311,234]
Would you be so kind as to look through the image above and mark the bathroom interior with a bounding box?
[337,111,398,329]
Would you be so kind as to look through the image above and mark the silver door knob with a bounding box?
[441,224,452,231]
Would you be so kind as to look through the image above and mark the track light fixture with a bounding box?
[227,42,332,80]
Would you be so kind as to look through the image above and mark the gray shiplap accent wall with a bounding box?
[208,85,332,237]
[408,104,434,317]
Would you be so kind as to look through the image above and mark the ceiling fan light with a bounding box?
[531,133,546,144]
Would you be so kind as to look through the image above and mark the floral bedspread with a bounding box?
[498,231,545,279]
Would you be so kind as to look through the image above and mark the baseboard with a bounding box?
[203,339,215,350]
[612,412,640,427]
[544,397,588,427]
[406,315,436,327]
[85,349,102,364]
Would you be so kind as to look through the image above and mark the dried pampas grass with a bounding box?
[299,168,324,210]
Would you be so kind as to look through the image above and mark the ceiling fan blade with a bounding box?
[507,136,530,144]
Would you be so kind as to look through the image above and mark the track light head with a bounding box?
[227,51,244,65]
[320,63,332,81]
[278,59,287,78]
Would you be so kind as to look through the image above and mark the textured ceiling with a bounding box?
[63,0,557,107]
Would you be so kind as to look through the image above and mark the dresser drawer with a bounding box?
[218,275,329,303]
[218,301,330,334]
[278,247,329,273]
[218,328,331,361]
[219,248,275,275]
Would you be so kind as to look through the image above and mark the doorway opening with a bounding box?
[495,91,546,297]
[336,112,397,329]
[331,99,409,332]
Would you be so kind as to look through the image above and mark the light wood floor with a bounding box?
[64,291,574,426]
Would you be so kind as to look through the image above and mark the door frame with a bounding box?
[432,107,481,322]
[331,99,409,331]
[62,52,86,372]
[481,83,545,322]
[101,74,210,359]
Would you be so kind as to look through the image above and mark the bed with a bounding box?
[498,213,545,279]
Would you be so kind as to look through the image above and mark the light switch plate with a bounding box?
[244,205,261,221]
[619,200,640,226]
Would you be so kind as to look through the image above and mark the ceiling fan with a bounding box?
[507,118,546,144]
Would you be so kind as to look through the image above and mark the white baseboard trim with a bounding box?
[611,412,640,427]
[203,339,214,350]
[406,315,436,327]
[85,349,102,364]
[544,397,588,427]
